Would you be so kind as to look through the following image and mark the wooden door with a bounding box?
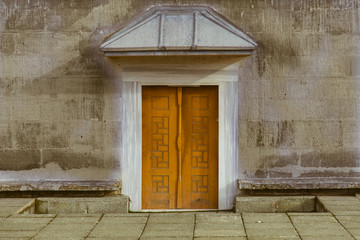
[142,86,218,209]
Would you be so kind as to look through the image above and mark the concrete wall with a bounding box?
[0,0,359,190]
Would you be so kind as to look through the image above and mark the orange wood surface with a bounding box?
[142,87,178,209]
[181,87,218,209]
[142,86,218,209]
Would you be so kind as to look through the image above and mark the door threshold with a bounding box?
[134,209,229,213]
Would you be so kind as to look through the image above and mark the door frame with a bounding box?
[120,61,239,211]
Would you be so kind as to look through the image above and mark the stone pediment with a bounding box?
[100,6,257,56]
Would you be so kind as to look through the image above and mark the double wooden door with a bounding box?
[142,86,218,209]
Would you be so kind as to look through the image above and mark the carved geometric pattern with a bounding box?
[191,175,208,193]
[151,175,169,193]
[151,96,169,110]
[191,117,209,168]
[191,96,209,110]
[151,117,169,168]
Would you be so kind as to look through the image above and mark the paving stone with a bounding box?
[0,238,31,240]
[88,238,138,240]
[0,207,20,216]
[336,215,360,222]
[287,212,332,216]
[0,223,48,231]
[334,221,360,229]
[195,238,247,240]
[246,227,299,237]
[0,230,38,238]
[333,211,360,215]
[195,229,246,237]
[11,214,56,218]
[89,225,144,238]
[146,223,193,230]
[196,223,243,230]
[51,216,100,224]
[247,237,300,240]
[289,215,338,223]
[2,217,52,224]
[35,230,90,238]
[104,213,149,217]
[148,214,194,224]
[347,228,360,236]
[34,238,84,240]
[336,215,360,229]
[196,214,243,224]
[295,226,352,237]
[100,216,148,224]
[35,223,95,238]
[93,223,146,230]
[57,213,102,218]
[301,236,354,240]
[142,228,194,237]
[242,213,291,223]
[141,238,193,240]
[245,222,294,229]
[294,222,346,232]
[195,212,239,215]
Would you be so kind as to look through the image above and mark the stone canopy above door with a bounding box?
[100,6,257,56]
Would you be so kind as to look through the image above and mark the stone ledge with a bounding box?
[36,196,129,214]
[235,196,316,213]
[0,181,121,191]
[238,178,360,190]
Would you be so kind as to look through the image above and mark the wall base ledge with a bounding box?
[0,181,121,192]
[239,178,360,190]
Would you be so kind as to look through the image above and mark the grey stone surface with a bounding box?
[317,196,360,215]
[0,197,360,239]
[148,213,195,224]
[0,231,38,238]
[236,196,315,213]
[36,196,129,214]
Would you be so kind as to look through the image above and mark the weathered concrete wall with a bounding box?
[236,0,360,187]
[0,0,359,190]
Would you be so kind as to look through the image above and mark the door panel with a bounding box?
[142,87,178,209]
[181,87,218,209]
[142,86,218,209]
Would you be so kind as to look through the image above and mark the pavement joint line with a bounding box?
[192,213,196,239]
[84,213,104,239]
[240,213,249,240]
[138,212,150,239]
[30,213,58,240]
[286,212,303,240]
[331,211,357,240]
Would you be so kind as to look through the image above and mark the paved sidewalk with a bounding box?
[0,196,359,239]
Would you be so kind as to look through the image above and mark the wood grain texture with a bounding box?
[181,86,218,209]
[142,87,178,209]
[142,86,218,209]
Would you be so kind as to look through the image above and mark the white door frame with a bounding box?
[120,61,239,211]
